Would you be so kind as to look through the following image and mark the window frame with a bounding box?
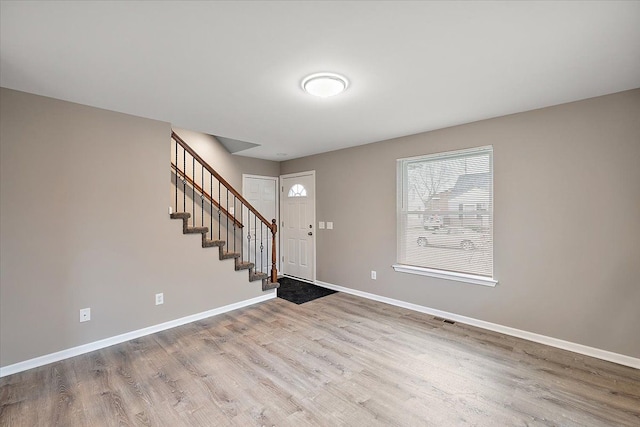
[393,145,497,287]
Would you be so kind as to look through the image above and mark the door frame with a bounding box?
[279,170,316,284]
[242,174,280,271]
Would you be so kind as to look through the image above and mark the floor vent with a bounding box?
[433,316,445,322]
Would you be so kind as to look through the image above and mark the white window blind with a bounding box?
[397,146,493,278]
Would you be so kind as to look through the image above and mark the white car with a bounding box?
[423,214,443,230]
[417,227,487,251]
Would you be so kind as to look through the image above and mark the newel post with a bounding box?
[271,219,278,284]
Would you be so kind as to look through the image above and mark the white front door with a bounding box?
[242,175,278,274]
[280,171,315,282]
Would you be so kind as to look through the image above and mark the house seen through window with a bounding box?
[397,146,494,279]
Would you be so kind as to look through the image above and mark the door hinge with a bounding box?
[282,256,284,262]
[281,186,284,192]
[282,221,284,227]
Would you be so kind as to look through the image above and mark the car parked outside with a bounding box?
[416,227,488,251]
[423,214,443,230]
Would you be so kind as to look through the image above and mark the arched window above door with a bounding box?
[288,184,307,197]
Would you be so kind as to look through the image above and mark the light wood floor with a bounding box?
[1,293,639,426]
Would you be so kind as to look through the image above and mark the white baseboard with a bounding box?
[282,274,315,284]
[315,280,640,370]
[0,292,276,378]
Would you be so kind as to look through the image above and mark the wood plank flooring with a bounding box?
[1,293,639,426]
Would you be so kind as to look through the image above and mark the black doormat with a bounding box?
[277,276,337,304]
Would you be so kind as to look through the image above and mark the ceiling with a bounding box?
[1,1,639,161]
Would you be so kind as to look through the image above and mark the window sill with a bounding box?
[392,264,498,287]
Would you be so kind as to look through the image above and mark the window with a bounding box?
[288,184,307,197]
[393,146,496,286]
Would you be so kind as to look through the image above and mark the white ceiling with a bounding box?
[1,1,639,160]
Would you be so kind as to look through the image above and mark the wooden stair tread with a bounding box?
[262,281,280,291]
[185,226,208,234]
[202,239,225,248]
[170,212,190,219]
[220,252,241,260]
[235,262,254,271]
[250,272,269,282]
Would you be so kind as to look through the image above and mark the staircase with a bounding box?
[170,131,279,291]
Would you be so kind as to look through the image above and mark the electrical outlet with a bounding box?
[371,271,377,280]
[168,206,173,215]
[80,308,91,322]
[155,293,164,305]
[319,221,325,229]
[327,222,334,230]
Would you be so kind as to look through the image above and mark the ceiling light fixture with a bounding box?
[302,72,349,98]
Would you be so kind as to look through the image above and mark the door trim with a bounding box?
[279,170,316,283]
[242,174,280,271]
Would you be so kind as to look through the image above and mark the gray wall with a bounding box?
[281,89,640,358]
[172,127,280,190]
[0,88,278,367]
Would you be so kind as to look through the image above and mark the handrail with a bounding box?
[171,162,244,229]
[172,131,275,232]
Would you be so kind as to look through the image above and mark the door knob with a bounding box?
[308,232,313,236]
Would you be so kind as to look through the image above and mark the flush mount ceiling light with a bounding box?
[301,72,349,98]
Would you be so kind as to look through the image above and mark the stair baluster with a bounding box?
[182,145,186,213]
[210,174,213,242]
[200,165,204,227]
[260,221,264,274]
[175,139,178,211]
[192,156,195,226]
[233,195,237,254]
[226,189,229,254]
[218,181,221,240]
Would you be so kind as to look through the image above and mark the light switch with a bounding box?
[327,222,333,230]
[319,221,325,229]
